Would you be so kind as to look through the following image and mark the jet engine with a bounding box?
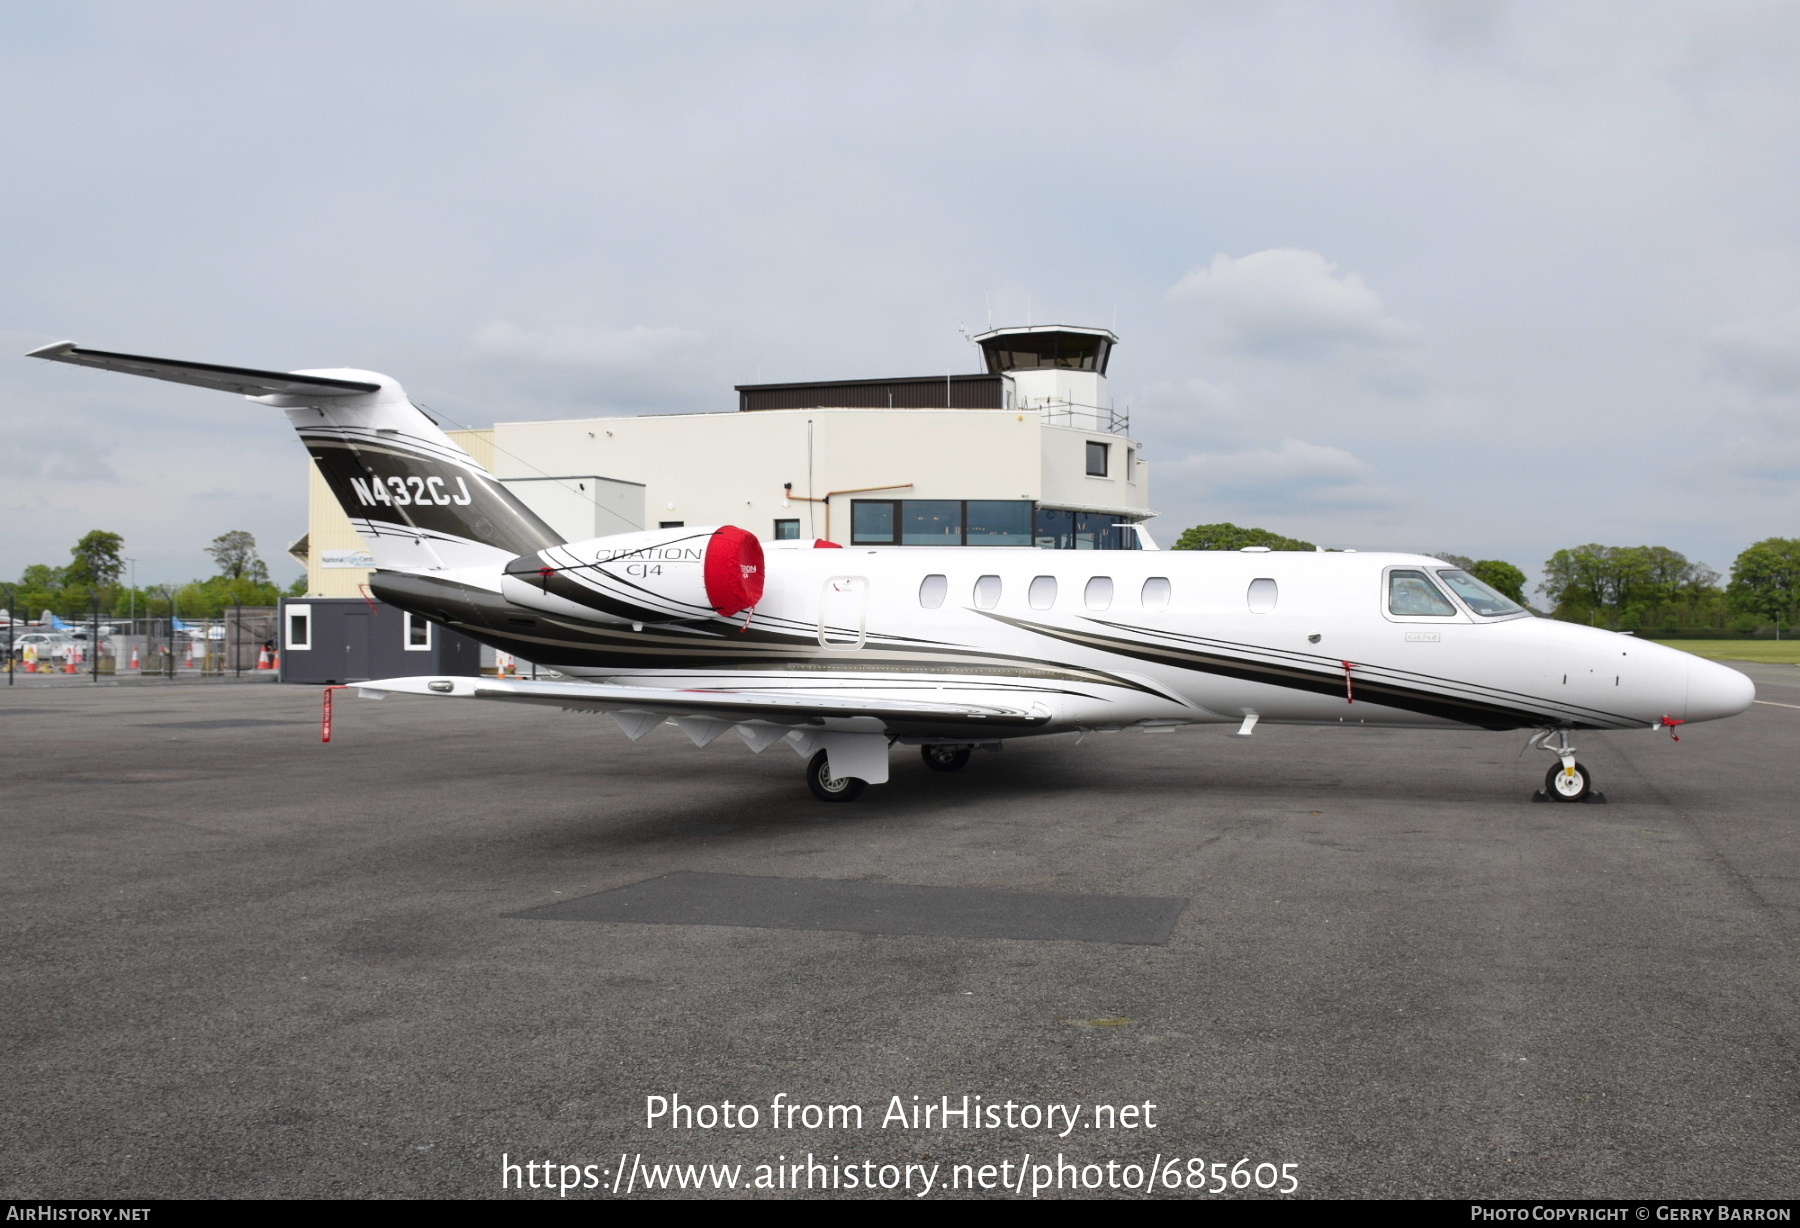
[501,525,765,625]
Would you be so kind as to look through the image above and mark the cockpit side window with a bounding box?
[1388,570,1456,617]
[1434,569,1524,617]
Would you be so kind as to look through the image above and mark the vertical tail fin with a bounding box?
[26,342,562,571]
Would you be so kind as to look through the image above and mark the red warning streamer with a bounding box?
[322,685,350,743]
[1342,661,1358,704]
[1660,716,1685,742]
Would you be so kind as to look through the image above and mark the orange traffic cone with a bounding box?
[256,646,272,670]
[129,646,140,670]
[272,651,280,670]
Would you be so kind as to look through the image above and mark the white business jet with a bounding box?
[27,342,1755,803]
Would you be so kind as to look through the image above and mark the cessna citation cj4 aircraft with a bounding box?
[29,342,1756,803]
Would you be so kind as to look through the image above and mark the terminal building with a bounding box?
[293,324,1155,601]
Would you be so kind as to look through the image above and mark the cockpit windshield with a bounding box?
[1435,569,1524,617]
[1388,570,1456,616]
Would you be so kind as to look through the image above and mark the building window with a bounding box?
[773,519,801,540]
[404,612,432,651]
[902,500,962,546]
[1126,448,1137,482]
[918,575,947,608]
[852,501,897,545]
[659,521,684,529]
[1086,441,1109,477]
[1033,508,1140,550]
[965,500,1032,545]
[285,604,311,650]
[846,499,1138,549]
[1029,576,1057,610]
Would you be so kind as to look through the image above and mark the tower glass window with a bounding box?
[1086,441,1109,477]
[978,330,1113,373]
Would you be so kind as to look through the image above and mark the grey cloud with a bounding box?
[0,442,119,483]
[1161,439,1399,512]
[1707,309,1800,395]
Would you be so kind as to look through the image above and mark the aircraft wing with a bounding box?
[26,341,380,397]
[355,674,1052,734]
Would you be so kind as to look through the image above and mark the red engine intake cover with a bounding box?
[703,526,765,616]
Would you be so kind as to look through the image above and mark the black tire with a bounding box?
[1543,761,1592,803]
[921,744,972,773]
[807,749,865,802]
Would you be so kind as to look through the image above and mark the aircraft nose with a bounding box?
[1685,656,1756,723]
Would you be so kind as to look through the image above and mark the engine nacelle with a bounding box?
[501,525,765,625]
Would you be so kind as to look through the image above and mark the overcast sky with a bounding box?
[4,1,1798,592]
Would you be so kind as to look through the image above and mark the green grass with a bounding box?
[1659,640,1800,665]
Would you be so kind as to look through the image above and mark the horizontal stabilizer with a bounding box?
[25,341,380,398]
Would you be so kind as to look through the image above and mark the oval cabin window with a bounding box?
[1029,576,1058,610]
[918,574,947,609]
[1141,576,1171,611]
[973,575,1001,609]
[1084,577,1113,611]
[1247,578,1278,613]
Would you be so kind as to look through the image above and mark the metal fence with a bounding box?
[3,608,278,680]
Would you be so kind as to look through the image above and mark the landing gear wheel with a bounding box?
[807,749,866,802]
[921,745,972,773]
[1544,761,1592,803]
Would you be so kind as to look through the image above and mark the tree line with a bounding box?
[1173,523,1800,635]
[4,530,304,622]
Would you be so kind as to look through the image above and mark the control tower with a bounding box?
[970,325,1122,432]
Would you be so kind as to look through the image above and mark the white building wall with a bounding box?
[304,409,1151,568]
[487,408,1144,543]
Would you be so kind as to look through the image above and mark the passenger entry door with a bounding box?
[818,576,869,650]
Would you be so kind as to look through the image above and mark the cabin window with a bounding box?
[1141,576,1171,611]
[1084,576,1114,611]
[918,574,947,609]
[1388,570,1456,617]
[1029,576,1058,610]
[404,612,431,650]
[285,604,311,650]
[1247,578,1278,613]
[973,575,1001,609]
[1435,569,1522,617]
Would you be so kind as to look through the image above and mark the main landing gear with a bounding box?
[806,743,978,801]
[1527,728,1606,804]
[807,749,866,802]
[920,744,972,773]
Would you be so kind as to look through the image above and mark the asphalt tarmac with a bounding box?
[3,668,1796,1200]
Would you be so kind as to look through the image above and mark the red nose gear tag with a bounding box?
[1342,661,1358,704]
[1660,717,1685,742]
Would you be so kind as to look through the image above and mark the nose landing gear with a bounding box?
[1527,729,1607,804]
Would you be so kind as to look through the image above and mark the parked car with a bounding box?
[9,632,77,661]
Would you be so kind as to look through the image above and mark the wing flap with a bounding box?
[356,674,1050,729]
[26,342,380,397]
